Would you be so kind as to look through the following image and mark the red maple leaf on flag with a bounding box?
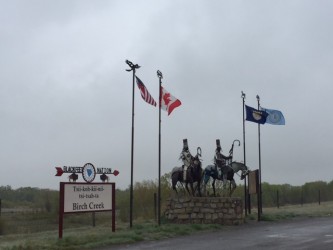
[160,86,181,115]
[163,92,171,105]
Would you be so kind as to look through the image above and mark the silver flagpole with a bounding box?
[241,91,248,216]
[157,70,163,226]
[256,94,262,219]
[126,60,140,228]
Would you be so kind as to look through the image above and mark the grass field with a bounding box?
[0,201,332,250]
[249,201,333,221]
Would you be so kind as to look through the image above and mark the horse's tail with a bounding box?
[171,166,181,176]
[171,166,183,188]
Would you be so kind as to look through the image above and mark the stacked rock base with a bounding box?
[164,197,244,225]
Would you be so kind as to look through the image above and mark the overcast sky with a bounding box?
[1,0,333,190]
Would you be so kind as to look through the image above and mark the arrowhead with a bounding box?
[55,167,64,176]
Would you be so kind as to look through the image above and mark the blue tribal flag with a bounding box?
[261,107,285,125]
[245,105,268,124]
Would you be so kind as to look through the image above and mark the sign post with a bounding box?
[248,169,260,221]
[56,163,118,239]
[59,182,115,238]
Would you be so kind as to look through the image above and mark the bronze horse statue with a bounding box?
[202,162,249,196]
[171,147,203,196]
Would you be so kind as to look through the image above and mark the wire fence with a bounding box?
[0,209,115,235]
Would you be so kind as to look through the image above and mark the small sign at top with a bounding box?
[55,163,119,183]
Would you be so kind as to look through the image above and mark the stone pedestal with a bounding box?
[164,197,244,225]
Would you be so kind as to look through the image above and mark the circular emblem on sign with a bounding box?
[82,163,96,183]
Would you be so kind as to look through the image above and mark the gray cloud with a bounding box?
[1,0,333,190]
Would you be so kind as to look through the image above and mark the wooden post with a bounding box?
[248,170,260,221]
[59,183,65,239]
[277,190,279,209]
[154,193,157,222]
[112,183,116,232]
[318,190,321,205]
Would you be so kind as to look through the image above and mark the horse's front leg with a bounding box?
[172,184,178,194]
[202,173,209,196]
[222,176,228,197]
[185,183,191,196]
[197,181,202,197]
[229,180,236,197]
[203,180,207,196]
[212,179,216,196]
[189,183,195,196]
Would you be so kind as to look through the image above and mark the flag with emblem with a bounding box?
[245,105,268,124]
[260,107,285,125]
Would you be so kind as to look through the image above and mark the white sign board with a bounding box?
[63,183,112,213]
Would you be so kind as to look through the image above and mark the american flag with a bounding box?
[135,76,157,106]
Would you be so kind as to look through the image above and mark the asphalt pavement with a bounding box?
[105,217,333,250]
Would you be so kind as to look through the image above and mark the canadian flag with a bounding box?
[160,86,181,115]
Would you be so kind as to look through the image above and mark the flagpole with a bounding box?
[126,60,140,228]
[256,94,262,218]
[241,91,248,216]
[157,70,163,226]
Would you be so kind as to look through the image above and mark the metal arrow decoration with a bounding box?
[55,167,64,176]
[55,165,119,177]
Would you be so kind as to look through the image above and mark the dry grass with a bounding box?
[246,201,333,221]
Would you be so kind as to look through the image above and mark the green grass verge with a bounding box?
[1,201,332,250]
[0,222,224,250]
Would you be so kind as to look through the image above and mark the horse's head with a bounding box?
[193,147,202,170]
[189,151,202,179]
[230,161,249,180]
[240,169,250,180]
[196,147,202,158]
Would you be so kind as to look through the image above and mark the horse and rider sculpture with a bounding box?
[171,138,249,197]
[171,139,203,197]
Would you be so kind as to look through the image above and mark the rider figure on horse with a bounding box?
[180,139,194,181]
[214,139,232,179]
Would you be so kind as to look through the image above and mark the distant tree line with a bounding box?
[259,180,333,207]
[1,177,333,221]
[0,185,58,212]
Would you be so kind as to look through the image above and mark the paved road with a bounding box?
[108,217,333,250]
